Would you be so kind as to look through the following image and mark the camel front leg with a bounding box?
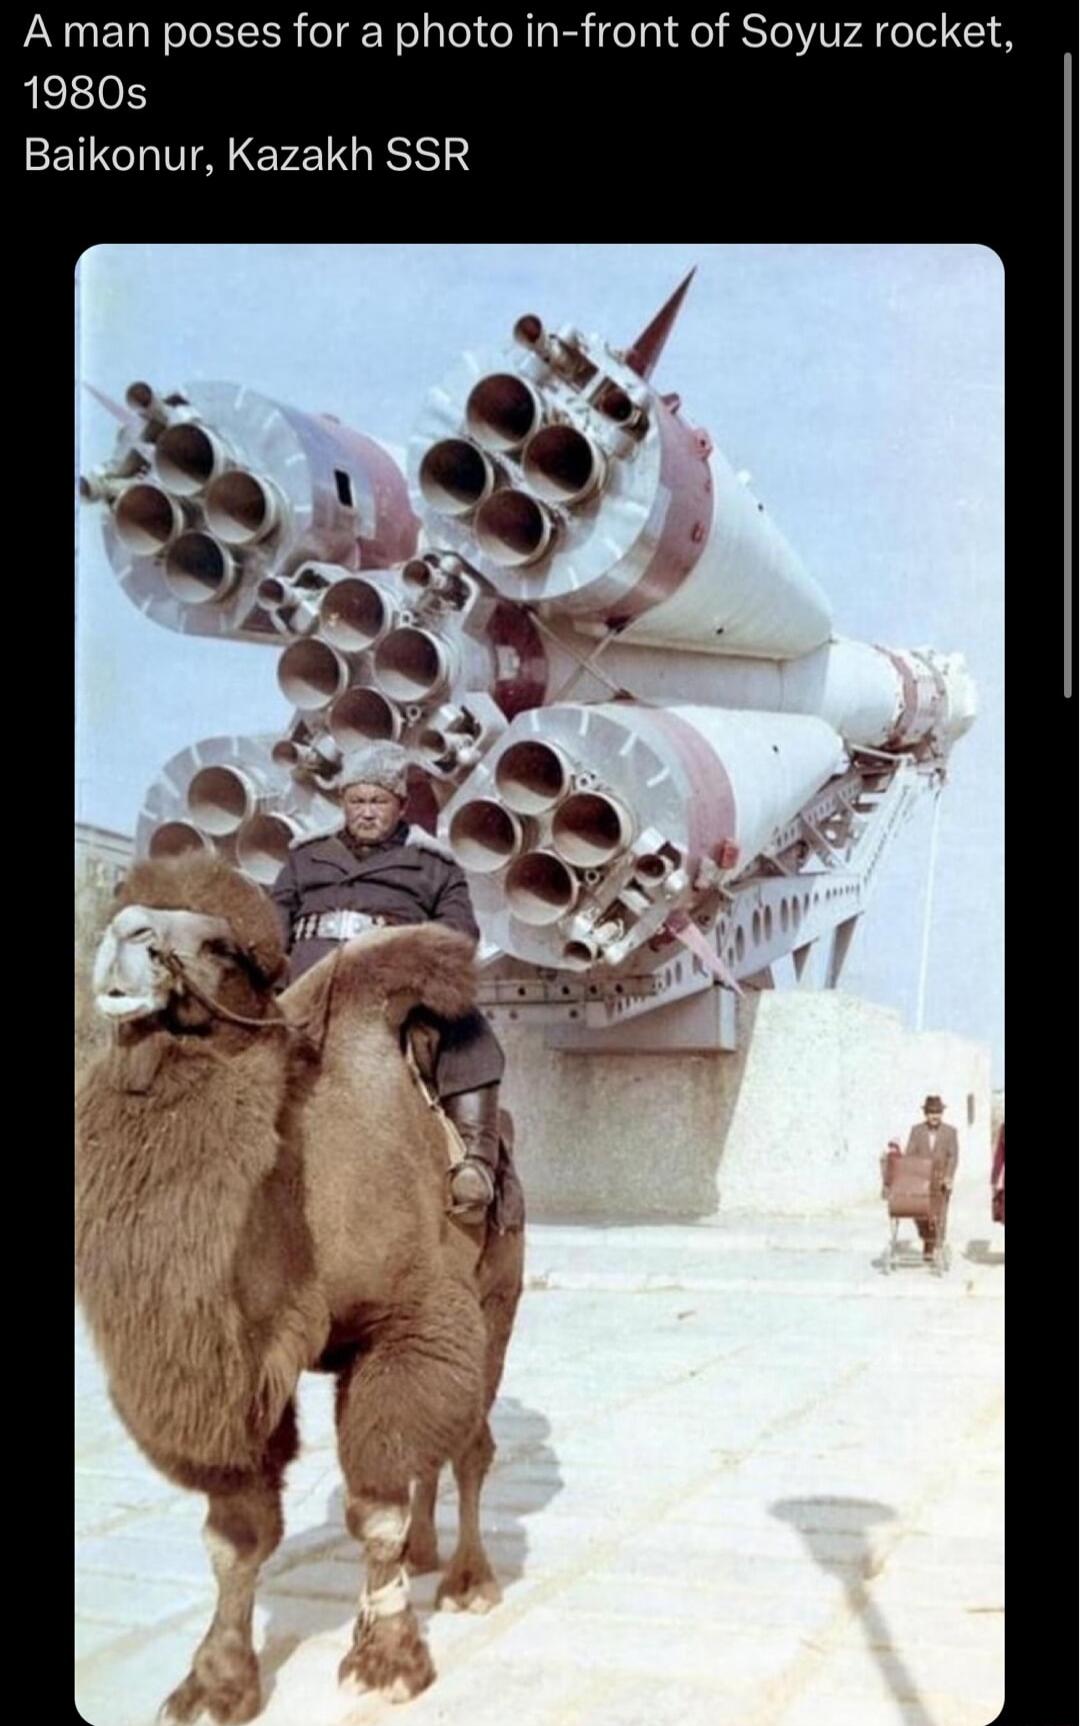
[437,1421,501,1614]
[338,1490,434,1703]
[336,1277,487,1702]
[159,1478,283,1726]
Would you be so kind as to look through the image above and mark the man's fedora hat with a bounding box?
[922,1095,946,1113]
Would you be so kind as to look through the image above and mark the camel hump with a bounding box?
[338,922,478,1021]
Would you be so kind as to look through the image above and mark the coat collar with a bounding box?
[293,822,453,879]
[292,820,453,862]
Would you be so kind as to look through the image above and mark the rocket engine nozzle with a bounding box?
[277,638,351,711]
[494,739,572,813]
[205,469,281,546]
[236,812,302,883]
[521,424,606,505]
[418,439,495,517]
[163,532,239,605]
[465,373,544,452]
[257,564,332,636]
[113,483,188,556]
[505,850,579,925]
[125,381,172,437]
[551,792,633,867]
[513,313,546,351]
[147,820,213,859]
[271,737,341,780]
[153,421,230,496]
[373,627,453,704]
[448,798,530,873]
[329,686,402,746]
[186,764,271,836]
[320,575,397,652]
[474,489,554,567]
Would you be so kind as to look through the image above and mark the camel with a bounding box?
[75,853,524,1721]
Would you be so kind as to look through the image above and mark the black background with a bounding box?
[23,7,1075,1725]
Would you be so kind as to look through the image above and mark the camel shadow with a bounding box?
[256,1395,560,1697]
[771,1496,938,1726]
[963,1238,1005,1267]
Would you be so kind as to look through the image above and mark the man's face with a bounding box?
[925,1111,943,1129]
[342,782,404,845]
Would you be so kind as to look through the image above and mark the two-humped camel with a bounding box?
[76,853,523,1720]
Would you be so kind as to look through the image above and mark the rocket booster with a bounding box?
[408,292,833,658]
[135,734,342,885]
[534,630,976,755]
[441,703,849,970]
[87,380,419,641]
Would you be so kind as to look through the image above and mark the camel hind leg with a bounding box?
[335,1275,486,1702]
[438,1223,525,1613]
[159,1402,297,1726]
[404,1468,441,1575]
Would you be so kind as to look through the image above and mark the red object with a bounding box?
[991,1123,1005,1224]
[625,269,697,380]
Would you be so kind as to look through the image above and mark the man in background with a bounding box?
[904,1094,959,1260]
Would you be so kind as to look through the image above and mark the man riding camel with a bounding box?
[270,742,507,1220]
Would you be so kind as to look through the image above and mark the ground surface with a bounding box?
[75,1173,1004,1726]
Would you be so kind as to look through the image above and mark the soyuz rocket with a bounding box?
[81,273,976,1023]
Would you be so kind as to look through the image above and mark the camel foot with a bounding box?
[338,1609,435,1704]
[436,1556,501,1615]
[158,1645,260,1726]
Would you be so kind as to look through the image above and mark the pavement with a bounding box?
[75,1172,1004,1726]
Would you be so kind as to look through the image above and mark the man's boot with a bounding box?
[444,1083,500,1215]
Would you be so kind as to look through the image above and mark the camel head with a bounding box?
[93,854,287,1030]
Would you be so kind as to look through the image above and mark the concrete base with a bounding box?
[501,989,991,1219]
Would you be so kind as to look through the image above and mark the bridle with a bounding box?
[151,942,341,1058]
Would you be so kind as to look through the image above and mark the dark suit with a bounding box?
[270,821,504,1099]
[903,1121,959,1247]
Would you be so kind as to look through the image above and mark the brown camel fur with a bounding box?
[76,853,524,1721]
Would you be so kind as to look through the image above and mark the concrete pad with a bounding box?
[494,1605,809,1689]
[75,1569,212,1629]
[75,1201,1003,1726]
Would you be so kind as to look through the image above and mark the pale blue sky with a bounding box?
[75,243,1004,1077]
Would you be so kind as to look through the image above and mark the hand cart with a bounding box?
[880,1150,951,1276]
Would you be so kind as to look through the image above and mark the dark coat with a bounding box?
[270,822,503,1097]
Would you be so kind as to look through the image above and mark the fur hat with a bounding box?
[922,1095,946,1114]
[338,743,410,798]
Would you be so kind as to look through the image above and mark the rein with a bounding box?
[155,945,341,1059]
